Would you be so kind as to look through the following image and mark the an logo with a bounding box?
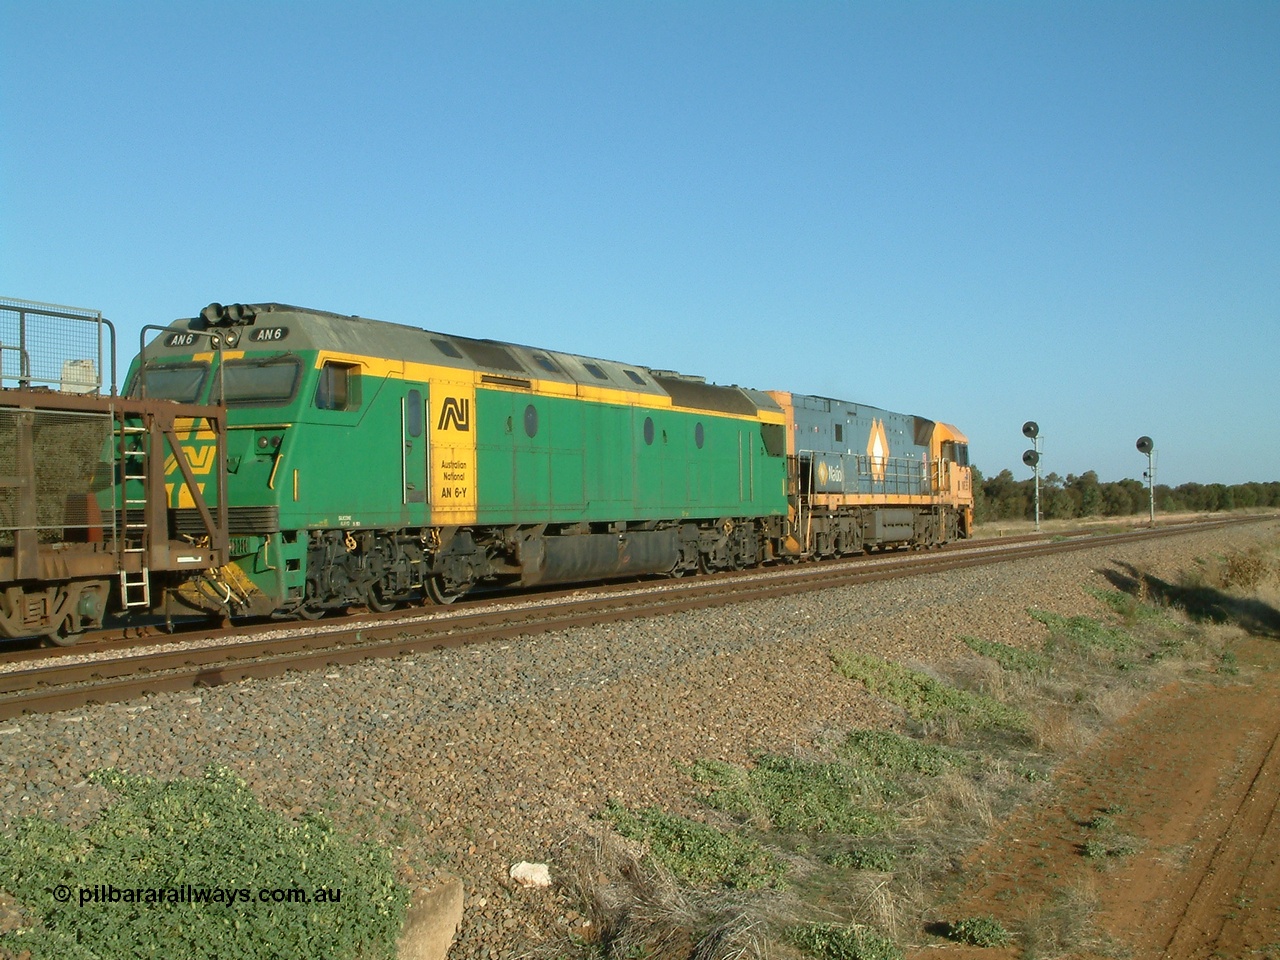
[165,446,218,476]
[437,397,471,432]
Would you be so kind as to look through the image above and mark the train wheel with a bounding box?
[366,582,399,613]
[297,581,327,620]
[47,622,81,647]
[425,577,461,605]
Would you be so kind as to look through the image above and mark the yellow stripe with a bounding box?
[808,493,970,508]
[312,350,781,423]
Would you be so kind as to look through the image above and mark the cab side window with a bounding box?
[315,361,362,411]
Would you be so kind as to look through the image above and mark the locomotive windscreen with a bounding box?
[129,362,209,403]
[218,357,302,406]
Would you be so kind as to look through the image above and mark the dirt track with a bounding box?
[917,634,1280,959]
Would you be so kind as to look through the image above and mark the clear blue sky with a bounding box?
[3,1,1277,487]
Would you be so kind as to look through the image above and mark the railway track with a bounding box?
[0,515,1268,720]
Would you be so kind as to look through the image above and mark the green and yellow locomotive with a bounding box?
[136,303,793,619]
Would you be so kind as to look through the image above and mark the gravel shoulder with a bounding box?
[1,519,1277,958]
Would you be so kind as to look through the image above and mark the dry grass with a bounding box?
[1018,878,1106,960]
[1031,705,1093,754]
[915,771,995,833]
[558,831,774,960]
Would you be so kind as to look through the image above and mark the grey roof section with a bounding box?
[146,303,781,418]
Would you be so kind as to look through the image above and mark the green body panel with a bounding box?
[474,388,786,525]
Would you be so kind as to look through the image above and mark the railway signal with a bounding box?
[1137,436,1156,525]
[1022,421,1042,532]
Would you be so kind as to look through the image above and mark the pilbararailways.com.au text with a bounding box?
[55,884,344,907]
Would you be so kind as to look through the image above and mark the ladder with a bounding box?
[117,419,151,610]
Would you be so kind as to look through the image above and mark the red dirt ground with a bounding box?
[914,635,1280,960]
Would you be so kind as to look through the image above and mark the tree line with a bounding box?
[972,467,1280,524]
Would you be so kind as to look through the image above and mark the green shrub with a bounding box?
[0,767,407,960]
[599,800,785,890]
[831,651,1030,733]
[787,922,902,960]
[945,915,1010,947]
[826,847,897,871]
[1081,836,1139,860]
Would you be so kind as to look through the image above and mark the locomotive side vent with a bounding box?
[170,506,279,538]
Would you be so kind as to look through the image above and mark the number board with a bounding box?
[248,326,289,342]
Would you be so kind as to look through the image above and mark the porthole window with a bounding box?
[643,416,655,446]
[524,404,538,438]
[695,422,704,449]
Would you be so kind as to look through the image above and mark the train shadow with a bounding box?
[1103,561,1280,640]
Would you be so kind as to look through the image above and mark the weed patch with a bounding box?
[1029,609,1138,653]
[1087,587,1167,624]
[598,801,785,890]
[690,756,892,835]
[786,922,902,960]
[839,730,970,776]
[832,651,1030,734]
[0,767,407,960]
[944,914,1011,947]
[961,635,1051,672]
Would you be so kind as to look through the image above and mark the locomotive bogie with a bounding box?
[0,578,110,644]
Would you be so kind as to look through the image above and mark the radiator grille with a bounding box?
[171,505,279,538]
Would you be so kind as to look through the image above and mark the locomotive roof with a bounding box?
[146,302,783,419]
